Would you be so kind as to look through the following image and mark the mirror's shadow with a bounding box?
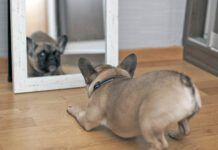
[26,0,106,77]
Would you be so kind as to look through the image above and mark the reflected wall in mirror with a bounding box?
[26,0,106,77]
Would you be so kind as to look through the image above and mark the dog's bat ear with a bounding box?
[27,37,37,57]
[78,58,97,84]
[58,35,68,54]
[118,53,137,78]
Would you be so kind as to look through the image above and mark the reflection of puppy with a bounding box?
[27,31,68,77]
[67,54,201,150]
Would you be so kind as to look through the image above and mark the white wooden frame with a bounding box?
[11,0,118,93]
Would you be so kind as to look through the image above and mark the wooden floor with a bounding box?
[0,59,218,150]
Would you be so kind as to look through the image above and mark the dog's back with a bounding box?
[104,70,201,142]
[137,71,201,126]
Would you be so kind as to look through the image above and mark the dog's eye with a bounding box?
[39,51,46,58]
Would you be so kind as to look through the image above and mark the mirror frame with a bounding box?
[11,0,119,93]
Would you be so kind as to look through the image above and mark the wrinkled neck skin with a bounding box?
[87,68,131,98]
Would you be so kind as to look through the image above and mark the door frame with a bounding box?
[183,0,218,76]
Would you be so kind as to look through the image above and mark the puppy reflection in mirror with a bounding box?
[27,31,68,77]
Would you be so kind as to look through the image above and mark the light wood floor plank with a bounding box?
[0,56,218,150]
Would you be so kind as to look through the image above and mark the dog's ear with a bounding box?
[118,53,137,78]
[27,37,37,57]
[78,58,97,84]
[58,35,68,54]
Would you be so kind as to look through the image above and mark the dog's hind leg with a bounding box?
[168,119,190,140]
[159,132,168,149]
[142,130,166,150]
[142,132,161,150]
[141,123,167,150]
[67,105,104,131]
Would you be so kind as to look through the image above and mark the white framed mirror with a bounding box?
[11,0,118,93]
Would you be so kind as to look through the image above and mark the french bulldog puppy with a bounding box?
[67,54,201,150]
[27,31,68,77]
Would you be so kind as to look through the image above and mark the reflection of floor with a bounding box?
[61,65,80,74]
[0,56,218,149]
[61,54,105,74]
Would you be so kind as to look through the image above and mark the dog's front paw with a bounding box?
[67,106,82,117]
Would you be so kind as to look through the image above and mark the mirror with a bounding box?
[11,0,118,93]
[26,0,106,77]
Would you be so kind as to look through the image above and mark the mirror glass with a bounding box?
[26,0,106,77]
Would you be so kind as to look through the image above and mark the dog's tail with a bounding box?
[179,73,202,117]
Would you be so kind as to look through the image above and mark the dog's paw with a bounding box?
[168,130,184,141]
[67,106,81,117]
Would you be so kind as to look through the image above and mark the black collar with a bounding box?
[94,77,115,91]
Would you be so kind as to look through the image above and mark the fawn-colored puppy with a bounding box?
[67,54,201,150]
[27,31,68,77]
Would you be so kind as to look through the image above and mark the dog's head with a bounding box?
[27,35,68,74]
[78,54,137,96]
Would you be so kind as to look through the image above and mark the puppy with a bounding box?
[67,54,201,150]
[27,31,68,77]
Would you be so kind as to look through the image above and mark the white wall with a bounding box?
[0,0,8,57]
[0,0,187,57]
[62,0,105,41]
[119,0,187,49]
